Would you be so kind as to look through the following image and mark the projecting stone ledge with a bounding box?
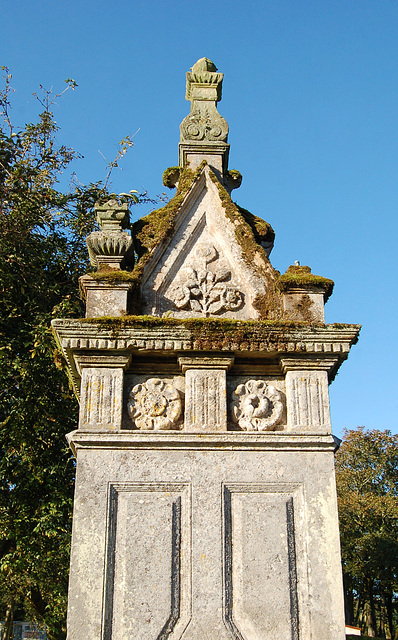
[53,317,359,361]
[67,430,340,456]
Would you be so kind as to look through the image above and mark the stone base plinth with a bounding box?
[66,432,346,640]
[80,276,132,318]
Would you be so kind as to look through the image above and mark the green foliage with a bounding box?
[0,70,139,639]
[336,428,398,638]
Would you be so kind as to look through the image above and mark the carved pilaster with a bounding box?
[280,358,335,432]
[179,356,234,432]
[74,353,131,431]
[284,370,331,431]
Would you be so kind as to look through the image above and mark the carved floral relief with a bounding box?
[127,378,183,430]
[171,243,244,316]
[231,380,284,431]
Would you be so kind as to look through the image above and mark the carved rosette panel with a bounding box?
[171,243,244,316]
[127,378,182,430]
[231,380,284,431]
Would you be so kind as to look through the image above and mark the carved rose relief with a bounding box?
[171,243,244,316]
[127,378,182,430]
[231,380,283,431]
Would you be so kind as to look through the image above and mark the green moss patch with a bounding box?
[277,265,334,301]
[82,314,358,332]
[79,315,360,353]
[87,269,138,283]
[131,162,209,287]
[162,166,181,188]
[83,315,295,330]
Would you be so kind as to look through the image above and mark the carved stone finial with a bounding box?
[185,58,224,103]
[95,199,129,231]
[86,199,134,270]
[179,58,229,177]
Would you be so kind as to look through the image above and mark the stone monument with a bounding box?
[53,57,361,640]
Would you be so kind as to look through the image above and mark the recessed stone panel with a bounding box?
[223,484,307,639]
[102,483,191,640]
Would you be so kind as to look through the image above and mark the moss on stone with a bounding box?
[252,287,284,321]
[277,265,334,301]
[227,169,242,180]
[127,161,284,318]
[236,204,275,249]
[81,314,360,344]
[225,169,243,189]
[207,171,282,318]
[88,269,138,283]
[162,166,181,188]
[208,171,276,273]
[82,315,308,339]
[124,160,211,309]
[82,314,345,331]
[132,161,207,260]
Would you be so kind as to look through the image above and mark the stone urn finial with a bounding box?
[95,198,130,231]
[86,198,134,270]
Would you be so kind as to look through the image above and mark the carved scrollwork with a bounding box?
[127,378,182,430]
[170,243,244,316]
[231,380,283,431]
[180,108,228,143]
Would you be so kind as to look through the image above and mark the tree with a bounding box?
[0,70,141,639]
[336,427,398,639]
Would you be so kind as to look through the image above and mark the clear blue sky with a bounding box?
[3,0,397,438]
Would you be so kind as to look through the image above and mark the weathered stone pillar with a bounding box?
[53,57,361,640]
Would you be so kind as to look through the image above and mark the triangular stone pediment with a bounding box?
[138,166,277,319]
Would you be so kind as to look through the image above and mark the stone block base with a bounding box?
[66,433,346,640]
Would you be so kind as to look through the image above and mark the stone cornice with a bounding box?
[67,429,339,456]
[52,318,360,397]
[53,319,360,351]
